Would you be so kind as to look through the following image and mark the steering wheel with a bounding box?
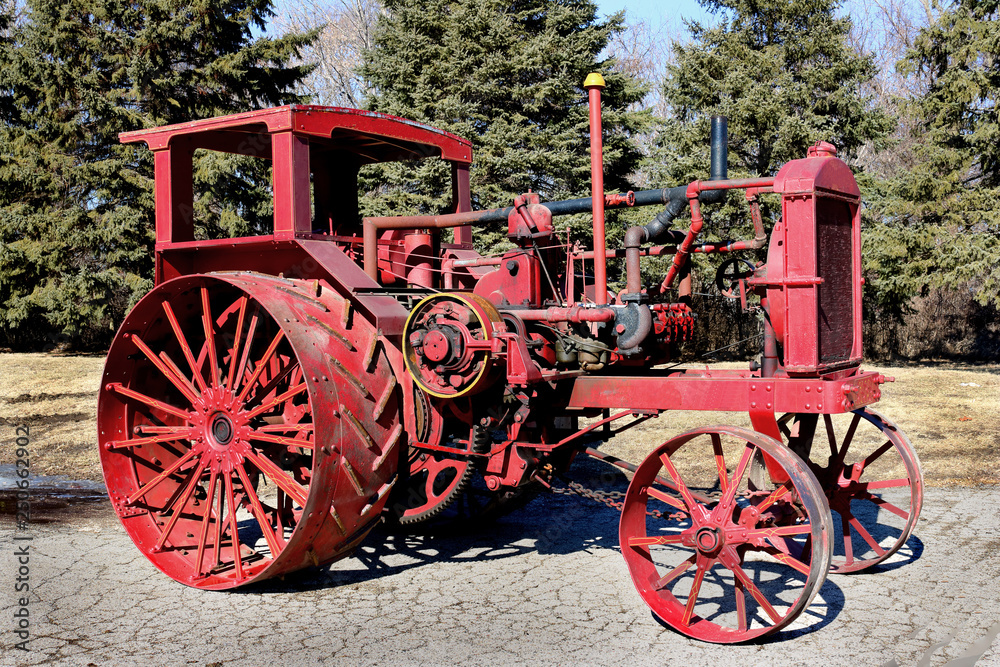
[714,257,757,299]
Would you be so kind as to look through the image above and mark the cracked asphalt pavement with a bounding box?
[3,465,1000,667]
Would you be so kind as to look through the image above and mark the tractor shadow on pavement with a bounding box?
[242,456,927,642]
[248,457,631,595]
[242,457,935,643]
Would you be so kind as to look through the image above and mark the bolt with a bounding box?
[615,324,626,334]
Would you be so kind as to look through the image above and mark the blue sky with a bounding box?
[596,0,715,27]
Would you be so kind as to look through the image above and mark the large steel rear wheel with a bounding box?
[98,274,401,589]
[619,426,832,643]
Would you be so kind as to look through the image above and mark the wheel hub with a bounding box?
[695,525,723,554]
[210,413,235,448]
[421,329,453,363]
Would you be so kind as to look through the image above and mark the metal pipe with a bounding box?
[585,72,608,305]
[544,191,634,216]
[508,306,616,323]
[657,177,775,293]
[364,209,510,279]
[661,197,705,293]
[710,115,728,182]
[624,225,646,294]
[762,298,779,378]
[450,256,504,268]
[621,118,732,298]
[361,114,748,283]
[576,242,680,261]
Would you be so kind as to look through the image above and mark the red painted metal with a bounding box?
[120,105,473,161]
[513,307,616,323]
[585,75,609,305]
[619,426,832,642]
[778,408,923,572]
[106,86,923,644]
[660,178,775,293]
[364,210,496,280]
[99,273,400,589]
[403,293,503,398]
[566,369,886,413]
[121,106,473,286]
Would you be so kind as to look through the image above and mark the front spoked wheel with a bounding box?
[780,409,923,573]
[619,426,833,643]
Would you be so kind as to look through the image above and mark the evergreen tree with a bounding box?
[0,0,313,349]
[651,0,893,231]
[645,0,892,357]
[882,0,1000,308]
[359,0,648,253]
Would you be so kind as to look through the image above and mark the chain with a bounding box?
[550,479,689,521]
[548,476,804,525]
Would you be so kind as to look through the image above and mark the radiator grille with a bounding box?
[816,198,854,364]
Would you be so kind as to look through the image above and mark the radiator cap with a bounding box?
[808,141,838,158]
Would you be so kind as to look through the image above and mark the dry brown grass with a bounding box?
[1,353,105,481]
[1,353,997,487]
[599,361,1000,488]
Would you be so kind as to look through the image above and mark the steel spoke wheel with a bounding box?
[99,274,401,589]
[779,408,923,573]
[619,426,832,643]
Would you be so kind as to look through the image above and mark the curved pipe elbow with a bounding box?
[624,225,647,249]
[698,188,727,205]
[615,302,653,354]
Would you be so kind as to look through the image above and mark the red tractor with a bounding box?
[98,74,923,643]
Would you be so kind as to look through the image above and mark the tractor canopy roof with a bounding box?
[119,105,473,165]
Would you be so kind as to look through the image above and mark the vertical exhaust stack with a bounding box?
[584,72,608,305]
[709,115,729,185]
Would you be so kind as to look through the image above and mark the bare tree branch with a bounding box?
[273,0,385,107]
